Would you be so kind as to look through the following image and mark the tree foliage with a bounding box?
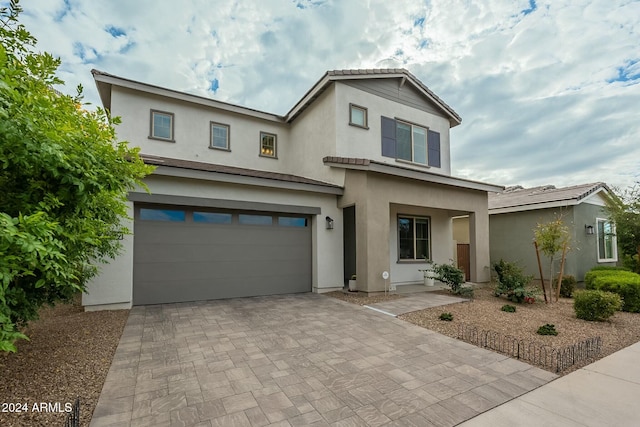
[0,1,153,352]
[533,216,570,303]
[604,184,640,273]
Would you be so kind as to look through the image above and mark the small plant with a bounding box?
[574,290,622,321]
[439,312,453,321]
[537,324,558,336]
[350,274,357,280]
[501,304,516,313]
[559,275,576,298]
[433,263,473,297]
[493,259,535,303]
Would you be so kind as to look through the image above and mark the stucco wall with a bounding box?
[489,200,616,282]
[334,82,452,176]
[82,202,134,309]
[339,170,491,292]
[111,86,291,175]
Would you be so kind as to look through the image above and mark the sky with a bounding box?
[17,0,640,190]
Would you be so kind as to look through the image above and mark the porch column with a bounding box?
[363,196,391,293]
[469,212,491,283]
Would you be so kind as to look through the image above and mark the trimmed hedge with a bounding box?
[574,290,622,321]
[584,268,640,313]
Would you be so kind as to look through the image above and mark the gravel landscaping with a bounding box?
[0,296,129,427]
[327,286,640,375]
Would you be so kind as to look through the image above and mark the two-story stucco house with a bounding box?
[84,68,502,309]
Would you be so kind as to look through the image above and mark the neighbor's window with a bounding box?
[150,110,174,141]
[398,216,430,261]
[210,122,230,150]
[260,132,277,158]
[597,218,617,262]
[349,104,368,128]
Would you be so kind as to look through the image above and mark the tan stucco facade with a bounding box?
[338,169,492,293]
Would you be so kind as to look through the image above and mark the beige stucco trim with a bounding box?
[339,169,492,293]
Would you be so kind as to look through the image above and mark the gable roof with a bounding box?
[92,68,461,127]
[285,69,462,126]
[489,182,611,214]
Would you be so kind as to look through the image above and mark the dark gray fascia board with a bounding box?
[128,192,322,215]
[152,165,344,195]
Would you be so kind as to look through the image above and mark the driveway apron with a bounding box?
[90,293,556,427]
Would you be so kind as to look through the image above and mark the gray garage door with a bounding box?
[133,205,312,305]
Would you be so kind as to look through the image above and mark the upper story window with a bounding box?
[150,110,174,141]
[260,132,277,158]
[381,116,441,168]
[210,122,230,150]
[349,104,368,129]
[597,218,617,262]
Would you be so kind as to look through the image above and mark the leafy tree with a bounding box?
[604,183,640,273]
[0,1,153,352]
[534,216,570,303]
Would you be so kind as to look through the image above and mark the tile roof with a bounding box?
[141,155,341,188]
[489,182,610,210]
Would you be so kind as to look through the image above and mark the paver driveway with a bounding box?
[91,294,556,427]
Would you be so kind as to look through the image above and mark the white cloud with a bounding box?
[17,0,640,190]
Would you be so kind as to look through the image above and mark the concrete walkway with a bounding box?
[90,293,556,426]
[459,340,640,426]
[365,293,468,317]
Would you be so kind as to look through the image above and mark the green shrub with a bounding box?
[559,275,576,298]
[574,290,622,321]
[585,268,640,312]
[501,304,516,313]
[584,267,630,287]
[493,259,534,303]
[439,312,453,321]
[536,324,558,336]
[433,263,473,297]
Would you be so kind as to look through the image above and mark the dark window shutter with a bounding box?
[381,116,396,158]
[427,130,441,168]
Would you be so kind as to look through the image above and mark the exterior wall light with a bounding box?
[325,216,334,230]
[585,224,594,235]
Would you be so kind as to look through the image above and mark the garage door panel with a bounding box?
[133,206,312,305]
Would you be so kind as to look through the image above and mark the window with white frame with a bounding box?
[150,110,174,141]
[260,132,277,158]
[210,122,230,150]
[398,215,430,261]
[597,218,617,262]
[396,121,427,164]
[349,104,368,128]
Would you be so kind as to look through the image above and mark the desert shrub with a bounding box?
[536,324,558,336]
[433,263,473,297]
[559,275,576,298]
[501,304,516,313]
[585,268,640,312]
[439,312,453,321]
[574,290,622,321]
[493,259,534,303]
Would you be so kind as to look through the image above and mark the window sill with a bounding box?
[259,154,278,159]
[396,260,432,264]
[349,123,369,130]
[209,146,231,152]
[395,158,431,169]
[148,136,175,143]
[597,258,618,263]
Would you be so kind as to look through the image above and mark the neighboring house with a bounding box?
[456,183,616,283]
[85,68,502,309]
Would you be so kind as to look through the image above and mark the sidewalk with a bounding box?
[459,340,640,426]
